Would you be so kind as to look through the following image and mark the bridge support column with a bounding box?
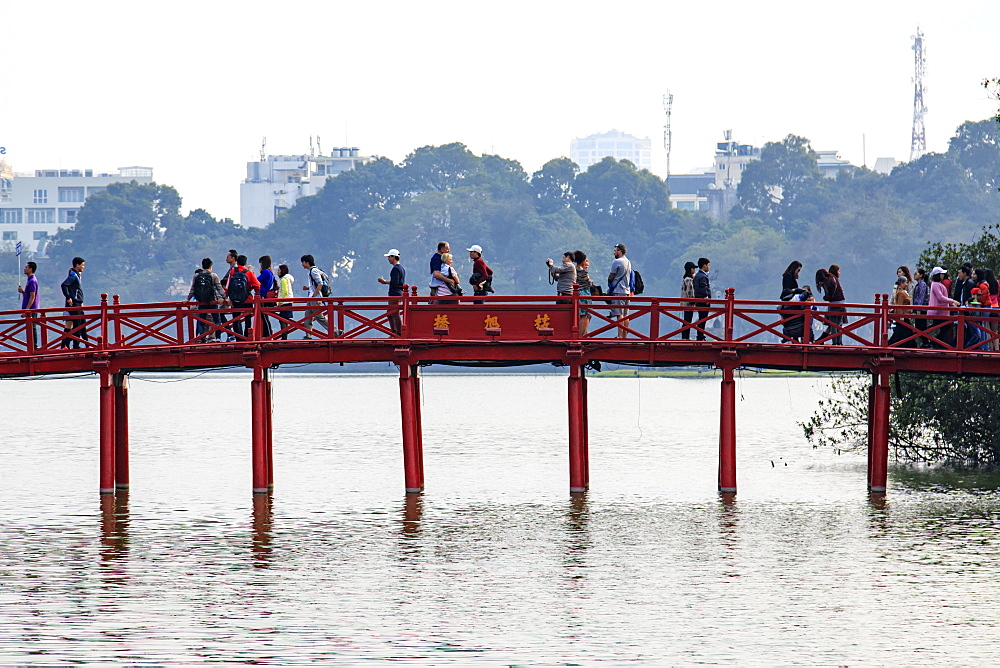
[568,363,589,493]
[99,372,116,495]
[869,371,891,494]
[264,372,274,491]
[113,373,129,490]
[250,367,271,494]
[718,365,737,494]
[399,364,424,493]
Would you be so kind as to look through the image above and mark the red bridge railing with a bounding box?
[2,288,999,358]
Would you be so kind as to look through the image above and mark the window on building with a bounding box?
[59,209,78,224]
[33,189,48,204]
[617,142,632,149]
[86,186,106,197]
[1,209,22,224]
[33,231,48,240]
[2,231,17,241]
[598,142,614,150]
[58,187,85,203]
[676,201,696,211]
[26,209,55,224]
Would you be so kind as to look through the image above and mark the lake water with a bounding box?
[3,371,1000,665]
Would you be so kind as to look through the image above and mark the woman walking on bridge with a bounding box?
[816,265,845,345]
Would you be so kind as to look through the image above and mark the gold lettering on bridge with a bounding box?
[433,314,450,328]
[484,315,500,329]
[534,314,551,330]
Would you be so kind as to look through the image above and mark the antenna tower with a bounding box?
[662,91,674,179]
[910,27,927,161]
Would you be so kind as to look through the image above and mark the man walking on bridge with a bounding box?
[60,257,87,349]
[301,254,332,338]
[694,257,712,341]
[608,243,632,338]
[225,254,260,340]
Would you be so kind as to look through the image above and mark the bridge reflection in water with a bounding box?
[6,287,999,497]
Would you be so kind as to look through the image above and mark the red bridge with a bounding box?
[7,288,999,497]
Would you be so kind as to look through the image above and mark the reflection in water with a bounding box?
[99,492,130,591]
[251,495,274,568]
[716,492,740,575]
[398,495,424,564]
[562,494,591,575]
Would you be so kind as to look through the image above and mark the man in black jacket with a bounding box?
[953,264,976,306]
[60,256,87,349]
[693,257,711,341]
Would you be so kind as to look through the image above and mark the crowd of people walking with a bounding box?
[12,246,1000,349]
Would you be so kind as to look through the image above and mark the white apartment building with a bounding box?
[570,130,652,172]
[240,147,373,228]
[0,164,153,254]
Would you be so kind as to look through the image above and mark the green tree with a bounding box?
[531,157,579,214]
[948,118,1000,191]
[733,134,824,237]
[572,157,670,243]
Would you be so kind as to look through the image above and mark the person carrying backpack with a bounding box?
[187,257,226,342]
[224,254,260,341]
[300,254,333,338]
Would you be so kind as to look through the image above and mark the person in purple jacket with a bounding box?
[18,261,39,347]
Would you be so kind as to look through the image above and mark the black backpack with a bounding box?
[228,269,251,303]
[192,271,215,303]
[631,269,645,295]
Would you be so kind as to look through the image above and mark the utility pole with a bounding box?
[663,91,674,180]
[910,27,927,161]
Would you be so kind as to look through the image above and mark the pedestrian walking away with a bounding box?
[276,264,295,340]
[18,261,39,347]
[378,249,406,335]
[225,255,261,340]
[60,257,88,349]
[257,255,277,338]
[187,257,226,342]
[467,244,494,304]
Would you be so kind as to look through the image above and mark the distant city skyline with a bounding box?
[2,0,997,224]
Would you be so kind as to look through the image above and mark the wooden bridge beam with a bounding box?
[718,364,737,494]
[99,371,116,494]
[399,363,424,493]
[568,363,589,493]
[250,367,271,494]
[113,372,129,490]
[869,370,891,493]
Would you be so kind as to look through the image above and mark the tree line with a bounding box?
[37,118,1000,314]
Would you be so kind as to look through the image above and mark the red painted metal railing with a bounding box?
[3,288,1000,365]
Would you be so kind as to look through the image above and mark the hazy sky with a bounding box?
[3,0,998,223]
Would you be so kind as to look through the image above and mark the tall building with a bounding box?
[0,165,153,254]
[570,130,652,172]
[240,147,373,228]
[713,135,761,188]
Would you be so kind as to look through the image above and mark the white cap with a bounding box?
[467,244,483,253]
[384,249,400,257]
[930,266,946,276]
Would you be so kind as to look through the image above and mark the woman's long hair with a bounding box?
[783,260,802,279]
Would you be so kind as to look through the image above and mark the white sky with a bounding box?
[3,0,998,222]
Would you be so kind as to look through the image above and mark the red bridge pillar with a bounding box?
[869,371,891,493]
[718,365,737,494]
[99,372,116,495]
[399,363,424,493]
[250,367,272,495]
[568,363,589,493]
[113,372,129,491]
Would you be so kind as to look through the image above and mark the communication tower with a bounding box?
[910,27,927,161]
[663,91,674,179]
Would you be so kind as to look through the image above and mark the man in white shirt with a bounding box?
[607,243,632,338]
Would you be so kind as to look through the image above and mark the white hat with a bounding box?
[383,249,400,257]
[930,266,946,276]
[467,244,483,253]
